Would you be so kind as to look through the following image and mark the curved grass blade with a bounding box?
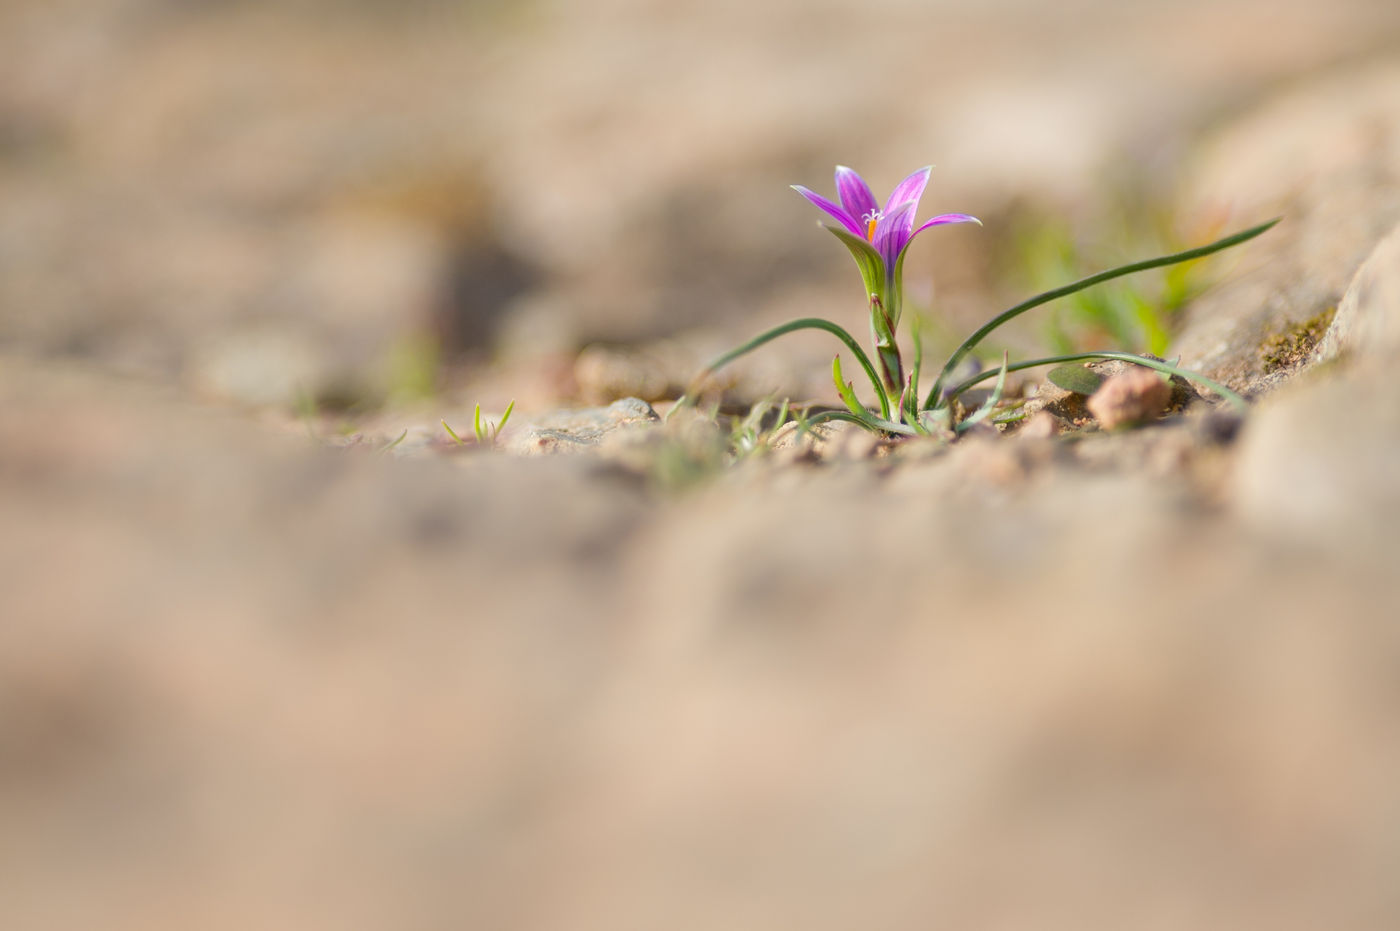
[378,428,409,453]
[942,351,1247,412]
[790,405,813,442]
[804,408,919,436]
[442,418,467,445]
[924,218,1280,409]
[831,355,867,416]
[496,399,516,433]
[954,352,1009,434]
[683,317,891,419]
[895,374,932,436]
[473,403,486,442]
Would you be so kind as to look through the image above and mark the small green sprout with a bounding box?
[441,419,468,445]
[952,352,1010,435]
[729,396,792,457]
[378,429,409,453]
[442,400,516,447]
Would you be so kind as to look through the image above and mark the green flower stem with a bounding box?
[868,295,903,395]
[942,351,1248,412]
[689,317,892,419]
[875,337,903,396]
[923,218,1280,410]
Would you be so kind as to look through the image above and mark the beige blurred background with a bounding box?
[3,0,1398,410]
[5,2,1400,930]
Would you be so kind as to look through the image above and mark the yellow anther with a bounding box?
[862,209,883,241]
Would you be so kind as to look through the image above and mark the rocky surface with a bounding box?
[1173,61,1400,395]
[5,5,1400,930]
[1317,222,1400,364]
[499,397,661,455]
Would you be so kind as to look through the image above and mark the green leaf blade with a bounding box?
[924,217,1280,409]
[1046,363,1105,395]
[684,317,892,420]
[943,351,1247,412]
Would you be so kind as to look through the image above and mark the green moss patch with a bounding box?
[1260,306,1337,373]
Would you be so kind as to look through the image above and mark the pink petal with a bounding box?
[873,200,916,263]
[882,166,932,222]
[792,185,864,238]
[912,213,981,236]
[834,166,879,227]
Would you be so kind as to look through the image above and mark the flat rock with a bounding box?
[1314,220,1400,366]
[1172,61,1400,394]
[1234,222,1400,544]
[499,397,661,455]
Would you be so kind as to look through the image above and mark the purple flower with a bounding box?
[793,165,979,393]
[793,165,978,273]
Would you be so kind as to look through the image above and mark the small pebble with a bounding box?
[1087,366,1172,429]
[1018,410,1063,439]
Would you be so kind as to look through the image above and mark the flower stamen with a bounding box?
[861,209,883,241]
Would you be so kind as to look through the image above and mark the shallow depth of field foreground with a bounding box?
[5,1,1400,928]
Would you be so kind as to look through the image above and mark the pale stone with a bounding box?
[1314,221,1400,366]
[499,398,660,455]
[1087,366,1173,429]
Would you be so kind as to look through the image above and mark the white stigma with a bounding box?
[861,209,883,240]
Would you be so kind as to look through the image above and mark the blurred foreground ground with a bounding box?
[4,1,1400,928]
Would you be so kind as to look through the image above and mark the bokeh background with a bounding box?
[4,0,1398,414]
[5,2,1400,930]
